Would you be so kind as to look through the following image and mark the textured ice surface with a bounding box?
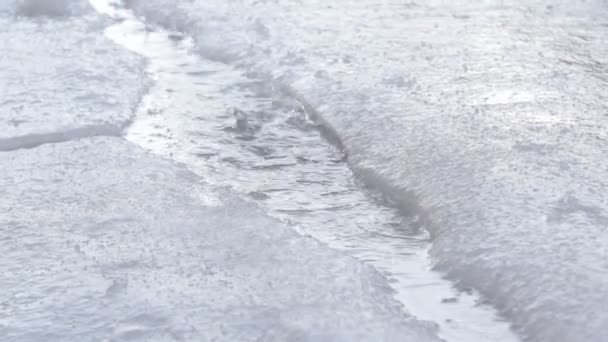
[128,1,608,341]
[16,0,90,17]
[93,3,519,341]
[0,137,442,342]
[0,5,146,151]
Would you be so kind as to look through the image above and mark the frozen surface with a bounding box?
[0,137,442,342]
[0,3,146,151]
[128,1,608,341]
[92,2,519,341]
[15,0,91,17]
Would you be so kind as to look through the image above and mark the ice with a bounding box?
[0,137,441,342]
[2,5,444,340]
[15,0,91,17]
[17,0,71,17]
[88,2,520,340]
[127,1,608,341]
[0,9,146,151]
[0,0,92,17]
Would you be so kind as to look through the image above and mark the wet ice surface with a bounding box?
[127,1,608,341]
[94,1,518,342]
[15,0,91,17]
[0,3,146,151]
[1,137,442,342]
[1,1,446,341]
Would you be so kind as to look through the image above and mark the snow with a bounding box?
[127,1,608,341]
[0,137,441,342]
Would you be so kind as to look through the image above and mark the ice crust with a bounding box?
[12,0,92,17]
[1,3,444,340]
[0,137,441,342]
[0,9,146,151]
[127,1,608,341]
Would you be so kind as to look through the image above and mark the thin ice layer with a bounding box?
[0,137,441,342]
[0,8,146,150]
[128,1,608,341]
[15,0,91,17]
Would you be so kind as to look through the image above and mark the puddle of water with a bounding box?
[90,1,521,341]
